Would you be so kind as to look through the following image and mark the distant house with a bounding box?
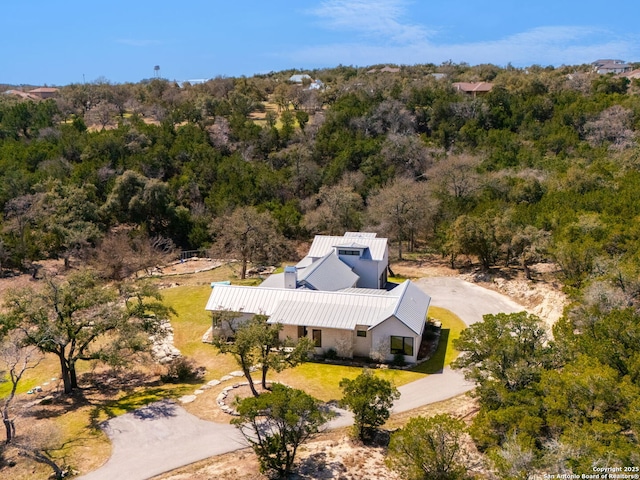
[205,232,431,364]
[27,87,59,99]
[289,74,313,84]
[2,89,39,101]
[452,82,493,97]
[288,74,324,90]
[619,68,640,80]
[307,79,325,90]
[592,59,632,75]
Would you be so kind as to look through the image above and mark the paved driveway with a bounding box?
[78,401,246,480]
[393,277,527,413]
[79,277,526,480]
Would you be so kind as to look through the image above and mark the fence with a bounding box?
[178,249,210,261]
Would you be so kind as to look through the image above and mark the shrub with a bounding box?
[392,352,406,367]
[161,356,205,383]
[324,348,338,360]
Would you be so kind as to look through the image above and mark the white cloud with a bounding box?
[288,24,639,67]
[310,0,432,44]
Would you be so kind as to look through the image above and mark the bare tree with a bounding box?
[13,420,66,479]
[86,101,118,130]
[210,207,288,279]
[302,184,364,235]
[583,105,636,151]
[367,178,438,259]
[380,133,434,177]
[91,230,175,281]
[425,154,481,199]
[1,332,43,443]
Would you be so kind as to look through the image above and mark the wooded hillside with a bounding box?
[3,62,640,473]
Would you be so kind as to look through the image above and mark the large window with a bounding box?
[312,329,322,347]
[390,336,413,356]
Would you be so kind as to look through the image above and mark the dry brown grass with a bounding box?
[154,394,479,480]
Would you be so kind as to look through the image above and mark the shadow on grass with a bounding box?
[88,386,188,430]
[410,329,449,374]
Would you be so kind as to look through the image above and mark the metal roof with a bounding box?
[260,253,359,291]
[205,280,429,335]
[307,234,388,262]
[298,252,359,291]
[344,232,377,238]
[270,300,392,330]
[389,281,432,335]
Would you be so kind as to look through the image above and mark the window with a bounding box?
[337,249,360,256]
[298,326,307,339]
[356,330,367,338]
[390,336,414,356]
[312,329,322,347]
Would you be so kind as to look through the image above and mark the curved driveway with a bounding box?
[79,277,526,480]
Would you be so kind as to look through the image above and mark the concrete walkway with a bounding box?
[79,277,527,480]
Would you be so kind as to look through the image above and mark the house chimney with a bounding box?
[284,266,297,289]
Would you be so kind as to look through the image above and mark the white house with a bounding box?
[592,59,632,74]
[205,280,431,364]
[205,231,430,363]
[261,232,389,290]
[305,232,389,289]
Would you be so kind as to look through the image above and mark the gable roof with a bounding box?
[389,280,432,335]
[299,252,359,290]
[205,280,430,335]
[3,89,40,100]
[307,234,388,262]
[260,252,359,291]
[620,68,640,79]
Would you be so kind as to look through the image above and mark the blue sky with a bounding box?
[2,0,639,86]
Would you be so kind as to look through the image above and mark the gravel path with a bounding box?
[78,277,527,480]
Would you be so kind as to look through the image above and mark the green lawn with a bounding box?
[160,284,238,379]
[162,284,468,401]
[411,306,466,374]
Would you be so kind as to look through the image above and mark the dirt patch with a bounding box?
[392,257,459,278]
[155,394,481,480]
[393,256,567,327]
[153,429,401,480]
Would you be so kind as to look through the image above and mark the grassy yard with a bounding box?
[411,306,466,374]
[159,284,238,379]
[1,271,468,477]
[163,282,467,402]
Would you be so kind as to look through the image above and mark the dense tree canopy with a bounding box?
[3,62,640,474]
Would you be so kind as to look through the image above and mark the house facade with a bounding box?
[592,59,632,74]
[205,280,431,364]
[205,232,430,363]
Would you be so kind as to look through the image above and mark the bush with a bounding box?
[423,329,439,342]
[392,352,406,367]
[339,370,400,441]
[161,356,205,383]
[324,348,338,360]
